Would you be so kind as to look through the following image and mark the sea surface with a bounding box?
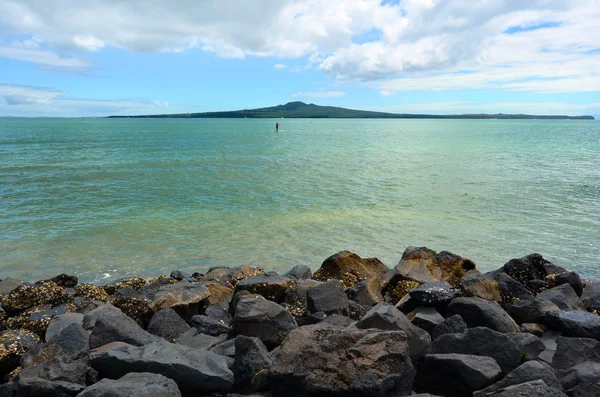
[1,118,599,283]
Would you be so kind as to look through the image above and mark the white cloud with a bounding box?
[0,0,597,92]
[292,91,347,98]
[0,84,177,117]
[273,63,287,70]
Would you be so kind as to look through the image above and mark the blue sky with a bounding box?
[0,0,598,117]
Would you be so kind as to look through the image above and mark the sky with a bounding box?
[0,0,598,117]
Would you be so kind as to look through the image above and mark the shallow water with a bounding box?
[1,118,599,282]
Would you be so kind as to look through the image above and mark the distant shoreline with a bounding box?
[106,101,596,120]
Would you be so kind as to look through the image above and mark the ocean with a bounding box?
[0,118,598,283]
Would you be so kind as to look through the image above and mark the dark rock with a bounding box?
[176,328,227,350]
[394,291,420,313]
[0,278,27,296]
[479,379,567,397]
[230,291,262,316]
[203,266,264,288]
[37,274,78,289]
[431,314,467,340]
[506,332,545,361]
[537,284,582,311]
[474,360,562,397]
[90,341,233,396]
[493,273,534,303]
[427,327,522,374]
[138,277,177,301]
[460,270,502,301]
[204,282,235,310]
[72,284,110,303]
[346,277,382,306]
[356,302,431,362]
[0,329,40,378]
[520,322,545,337]
[312,251,389,287]
[558,361,600,397]
[381,272,421,306]
[204,303,232,325]
[17,344,96,397]
[553,272,583,297]
[347,300,367,320]
[83,304,163,349]
[322,314,353,327]
[447,297,519,333]
[283,264,312,280]
[410,306,444,334]
[102,278,146,295]
[394,247,476,285]
[507,297,560,324]
[306,279,349,315]
[9,304,74,338]
[414,353,501,397]
[268,323,415,397]
[539,331,561,364]
[1,282,69,316]
[235,275,295,303]
[170,270,190,281]
[582,283,600,313]
[76,372,181,397]
[501,254,554,285]
[47,323,89,353]
[552,336,600,370]
[45,313,84,342]
[233,336,273,392]
[209,338,236,357]
[545,310,600,340]
[527,279,551,294]
[190,315,233,336]
[149,281,210,322]
[295,311,327,327]
[409,281,461,307]
[0,382,16,397]
[233,297,297,349]
[110,287,151,327]
[147,308,190,343]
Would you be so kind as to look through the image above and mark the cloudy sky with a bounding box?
[0,0,599,117]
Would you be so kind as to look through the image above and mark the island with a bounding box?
[108,101,595,120]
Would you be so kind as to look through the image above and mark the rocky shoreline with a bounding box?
[0,247,598,397]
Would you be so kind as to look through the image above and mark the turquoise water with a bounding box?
[0,118,599,283]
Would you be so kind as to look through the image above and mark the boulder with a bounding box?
[527,279,551,294]
[427,327,522,374]
[414,354,501,397]
[582,283,600,313]
[537,284,582,311]
[431,314,467,340]
[204,303,232,325]
[553,272,583,297]
[45,313,84,342]
[0,329,40,378]
[83,305,163,350]
[322,314,354,327]
[0,278,27,296]
[447,297,519,333]
[460,270,502,301]
[500,254,558,285]
[312,251,388,287]
[347,300,367,320]
[170,270,190,281]
[233,297,297,349]
[346,277,383,306]
[38,274,78,289]
[1,282,69,316]
[520,322,545,337]
[102,278,146,295]
[235,275,295,303]
[16,344,96,397]
[8,304,74,338]
[268,323,415,397]
[539,331,561,364]
[147,308,190,343]
[149,281,210,322]
[408,281,461,307]
[493,273,534,303]
[506,332,545,361]
[480,379,567,397]
[90,341,233,396]
[138,277,177,301]
[545,310,600,340]
[552,336,600,370]
[209,338,236,358]
[190,315,233,336]
[203,266,264,288]
[394,247,476,285]
[507,297,560,324]
[47,323,89,353]
[558,361,600,397]
[356,302,431,362]
[205,282,235,310]
[473,360,562,397]
[381,272,421,306]
[410,306,444,334]
[176,328,227,350]
[76,372,181,397]
[232,336,273,392]
[110,287,151,327]
[306,279,349,315]
[283,264,312,280]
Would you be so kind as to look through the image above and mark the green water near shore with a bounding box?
[1,118,599,282]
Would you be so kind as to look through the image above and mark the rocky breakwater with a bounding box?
[0,248,598,396]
